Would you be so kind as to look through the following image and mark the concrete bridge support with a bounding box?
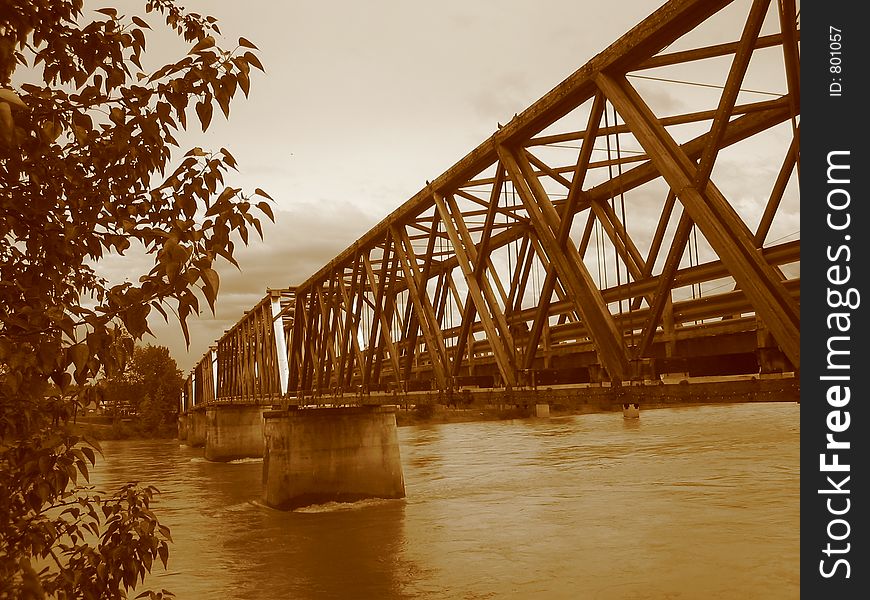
[205,405,269,461]
[187,410,207,447]
[177,414,189,441]
[262,405,405,510]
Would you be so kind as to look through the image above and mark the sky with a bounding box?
[90,0,799,374]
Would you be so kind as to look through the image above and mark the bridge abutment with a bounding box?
[262,405,405,510]
[205,405,269,461]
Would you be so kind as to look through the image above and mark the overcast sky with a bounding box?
[93,0,798,374]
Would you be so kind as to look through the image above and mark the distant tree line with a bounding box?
[99,344,184,436]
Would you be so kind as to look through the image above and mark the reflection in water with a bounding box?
[404,425,445,478]
[90,402,799,599]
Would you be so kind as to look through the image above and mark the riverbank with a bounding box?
[394,404,531,427]
[89,376,799,438]
[72,415,178,441]
[392,375,799,427]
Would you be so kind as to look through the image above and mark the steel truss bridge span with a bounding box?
[182,0,800,411]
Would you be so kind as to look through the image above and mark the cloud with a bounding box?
[469,72,536,124]
[147,201,379,371]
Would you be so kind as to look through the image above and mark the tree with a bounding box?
[101,344,184,434]
[1,1,270,597]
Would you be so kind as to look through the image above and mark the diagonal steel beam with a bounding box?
[599,0,788,361]
[451,168,506,376]
[523,92,606,370]
[597,70,799,368]
[435,192,517,387]
[499,144,630,381]
[390,223,450,389]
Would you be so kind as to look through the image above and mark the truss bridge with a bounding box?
[181,0,800,425]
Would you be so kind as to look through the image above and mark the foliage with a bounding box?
[412,402,436,420]
[1,0,270,596]
[101,344,183,434]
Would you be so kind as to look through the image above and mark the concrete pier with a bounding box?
[187,410,207,447]
[262,405,405,510]
[535,403,551,418]
[177,414,189,441]
[205,405,269,461]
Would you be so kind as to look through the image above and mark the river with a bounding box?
[89,402,799,599]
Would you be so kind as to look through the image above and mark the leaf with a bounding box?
[151,300,169,322]
[77,459,90,481]
[237,69,250,97]
[201,268,220,313]
[0,89,28,110]
[256,201,274,222]
[0,103,13,146]
[201,268,220,296]
[95,7,118,18]
[195,100,212,131]
[41,121,61,143]
[219,147,237,168]
[254,188,273,200]
[158,543,169,569]
[189,36,216,54]
[238,37,258,50]
[157,524,172,542]
[125,303,151,338]
[132,27,146,49]
[81,446,96,465]
[242,51,264,72]
[132,15,151,28]
[109,107,124,125]
[72,111,92,131]
[216,186,238,205]
[215,88,230,119]
[69,343,89,372]
[85,435,103,454]
[178,304,191,347]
